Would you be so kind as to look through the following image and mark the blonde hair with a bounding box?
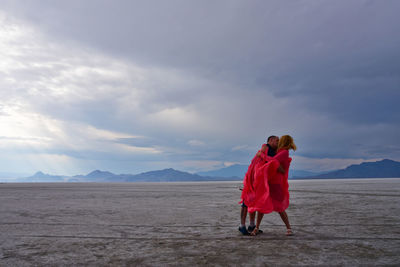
[278,135,297,151]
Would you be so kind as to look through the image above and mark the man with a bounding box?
[239,135,279,235]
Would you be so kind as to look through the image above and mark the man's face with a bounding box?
[269,137,279,150]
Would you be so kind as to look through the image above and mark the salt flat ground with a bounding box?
[0,179,399,266]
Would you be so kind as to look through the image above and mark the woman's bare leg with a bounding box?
[278,211,290,229]
[278,211,293,235]
[249,211,256,226]
[256,212,264,229]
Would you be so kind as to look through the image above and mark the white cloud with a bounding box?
[0,11,239,174]
[223,161,239,167]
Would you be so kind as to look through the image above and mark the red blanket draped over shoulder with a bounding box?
[240,147,292,214]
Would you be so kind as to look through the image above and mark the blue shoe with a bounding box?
[238,226,249,235]
[247,225,256,232]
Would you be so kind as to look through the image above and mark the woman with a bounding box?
[247,135,297,236]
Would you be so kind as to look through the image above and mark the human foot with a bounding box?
[249,226,263,235]
[238,226,249,235]
[250,227,260,236]
[286,228,294,236]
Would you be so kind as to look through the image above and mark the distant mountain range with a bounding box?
[197,164,321,179]
[25,168,242,182]
[25,171,66,182]
[3,159,399,182]
[311,159,400,178]
[199,160,400,179]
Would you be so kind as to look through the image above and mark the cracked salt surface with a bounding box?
[1,179,399,266]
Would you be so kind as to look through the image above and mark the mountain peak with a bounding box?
[28,171,64,181]
[127,168,205,182]
[378,159,397,164]
[162,168,176,172]
[86,170,116,178]
[31,171,47,178]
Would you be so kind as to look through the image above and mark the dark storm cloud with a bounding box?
[1,0,399,173]
[3,0,399,124]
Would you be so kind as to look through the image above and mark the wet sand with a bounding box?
[1,179,399,266]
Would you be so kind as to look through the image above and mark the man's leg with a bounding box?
[240,205,247,226]
[239,203,249,235]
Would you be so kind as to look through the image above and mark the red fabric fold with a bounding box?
[240,148,292,214]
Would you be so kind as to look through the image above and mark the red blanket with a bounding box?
[240,148,291,214]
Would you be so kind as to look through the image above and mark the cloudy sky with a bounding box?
[0,0,399,176]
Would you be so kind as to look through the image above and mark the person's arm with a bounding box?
[256,144,267,158]
[274,150,289,173]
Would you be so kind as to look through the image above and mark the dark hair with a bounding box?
[267,135,278,142]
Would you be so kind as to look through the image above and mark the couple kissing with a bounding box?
[239,135,296,236]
